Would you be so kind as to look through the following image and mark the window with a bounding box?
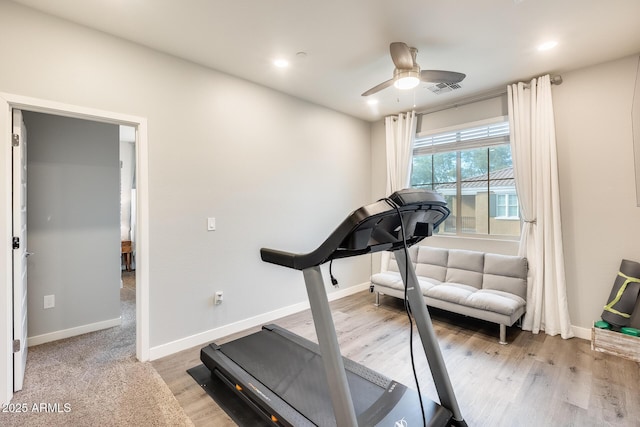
[410,118,521,237]
[495,193,519,219]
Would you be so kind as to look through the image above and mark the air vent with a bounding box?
[427,82,463,95]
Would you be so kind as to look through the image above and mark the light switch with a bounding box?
[44,294,55,309]
[207,217,216,231]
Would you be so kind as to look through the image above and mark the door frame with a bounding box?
[0,92,150,405]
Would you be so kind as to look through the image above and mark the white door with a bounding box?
[12,109,28,391]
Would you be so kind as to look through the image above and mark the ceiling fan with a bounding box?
[361,42,466,96]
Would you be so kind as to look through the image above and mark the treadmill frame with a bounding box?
[302,250,464,426]
[303,265,359,425]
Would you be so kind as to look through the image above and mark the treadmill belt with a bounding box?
[200,325,452,426]
[219,329,386,426]
[187,364,271,427]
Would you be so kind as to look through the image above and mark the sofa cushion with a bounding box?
[415,246,448,282]
[424,283,478,306]
[445,249,484,289]
[465,289,526,316]
[371,271,404,289]
[371,272,438,294]
[483,253,528,300]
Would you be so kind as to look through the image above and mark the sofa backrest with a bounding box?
[444,249,485,289]
[385,245,528,299]
[415,246,448,281]
[386,246,418,274]
[483,252,528,300]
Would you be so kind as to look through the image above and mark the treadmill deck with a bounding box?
[200,324,451,426]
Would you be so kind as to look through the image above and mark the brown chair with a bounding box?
[121,240,133,271]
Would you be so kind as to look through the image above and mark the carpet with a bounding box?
[0,272,194,427]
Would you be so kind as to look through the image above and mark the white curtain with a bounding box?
[130,189,137,246]
[381,111,417,271]
[119,139,136,241]
[385,111,417,194]
[507,75,573,339]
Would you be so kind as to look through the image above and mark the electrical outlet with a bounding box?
[214,291,223,305]
[44,295,55,309]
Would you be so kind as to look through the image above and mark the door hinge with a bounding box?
[12,133,19,147]
[12,237,19,249]
[13,339,20,353]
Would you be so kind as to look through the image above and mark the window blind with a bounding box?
[414,120,510,155]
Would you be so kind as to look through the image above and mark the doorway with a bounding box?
[119,124,137,342]
[120,125,136,277]
[23,111,122,352]
[0,93,150,405]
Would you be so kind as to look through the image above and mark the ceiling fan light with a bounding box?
[394,76,420,90]
[393,71,420,90]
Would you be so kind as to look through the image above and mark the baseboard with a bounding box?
[571,325,591,340]
[149,282,371,361]
[27,317,122,347]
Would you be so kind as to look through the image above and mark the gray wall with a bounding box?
[0,2,371,348]
[24,112,120,337]
[553,54,640,330]
[372,54,640,331]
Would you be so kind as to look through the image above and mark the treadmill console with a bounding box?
[260,188,450,270]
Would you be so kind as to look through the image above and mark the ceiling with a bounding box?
[10,0,640,122]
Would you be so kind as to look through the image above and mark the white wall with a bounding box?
[0,2,371,350]
[370,119,387,202]
[369,119,387,271]
[371,54,640,331]
[23,111,121,339]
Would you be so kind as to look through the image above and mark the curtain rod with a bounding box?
[416,88,507,115]
[416,74,563,116]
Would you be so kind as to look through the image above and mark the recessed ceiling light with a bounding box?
[273,59,289,68]
[367,99,378,105]
[537,41,558,51]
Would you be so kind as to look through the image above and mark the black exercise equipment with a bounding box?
[199,188,467,426]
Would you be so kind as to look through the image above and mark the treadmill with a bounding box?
[200,188,467,427]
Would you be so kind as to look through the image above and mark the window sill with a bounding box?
[424,235,521,255]
[432,233,520,242]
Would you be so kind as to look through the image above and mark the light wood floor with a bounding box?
[152,291,640,427]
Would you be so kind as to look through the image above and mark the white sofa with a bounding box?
[370,246,528,344]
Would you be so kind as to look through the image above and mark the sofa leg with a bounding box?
[374,291,380,307]
[499,324,507,345]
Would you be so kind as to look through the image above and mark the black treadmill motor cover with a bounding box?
[260,188,449,270]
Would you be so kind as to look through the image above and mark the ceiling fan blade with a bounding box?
[361,78,395,96]
[390,42,414,69]
[420,70,466,84]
